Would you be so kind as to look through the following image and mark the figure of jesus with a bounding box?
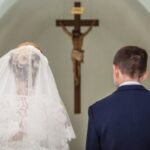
[60,22,95,85]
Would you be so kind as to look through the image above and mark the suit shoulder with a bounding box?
[90,87,150,111]
[90,93,114,111]
[145,88,150,94]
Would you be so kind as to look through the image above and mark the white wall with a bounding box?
[0,0,150,149]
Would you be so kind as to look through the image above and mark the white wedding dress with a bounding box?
[0,45,75,150]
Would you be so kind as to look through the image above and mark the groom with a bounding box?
[86,46,150,150]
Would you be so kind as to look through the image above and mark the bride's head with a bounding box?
[9,42,42,95]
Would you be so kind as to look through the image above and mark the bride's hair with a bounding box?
[17,42,42,53]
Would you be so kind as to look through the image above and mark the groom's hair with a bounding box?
[113,46,148,78]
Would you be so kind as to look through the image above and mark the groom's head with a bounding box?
[113,46,148,86]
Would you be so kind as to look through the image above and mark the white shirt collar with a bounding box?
[119,81,141,87]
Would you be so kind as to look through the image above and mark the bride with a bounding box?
[0,42,75,150]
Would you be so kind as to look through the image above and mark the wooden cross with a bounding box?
[56,2,99,114]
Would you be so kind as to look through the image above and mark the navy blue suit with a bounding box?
[86,85,150,150]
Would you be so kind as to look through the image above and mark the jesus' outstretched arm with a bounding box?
[59,22,72,37]
[82,21,95,37]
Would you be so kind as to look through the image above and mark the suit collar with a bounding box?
[116,85,147,92]
[119,81,141,87]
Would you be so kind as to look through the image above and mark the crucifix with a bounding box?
[56,2,99,113]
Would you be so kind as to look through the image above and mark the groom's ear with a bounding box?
[140,71,148,82]
[113,65,120,78]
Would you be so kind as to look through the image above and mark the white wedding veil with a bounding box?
[0,45,75,150]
